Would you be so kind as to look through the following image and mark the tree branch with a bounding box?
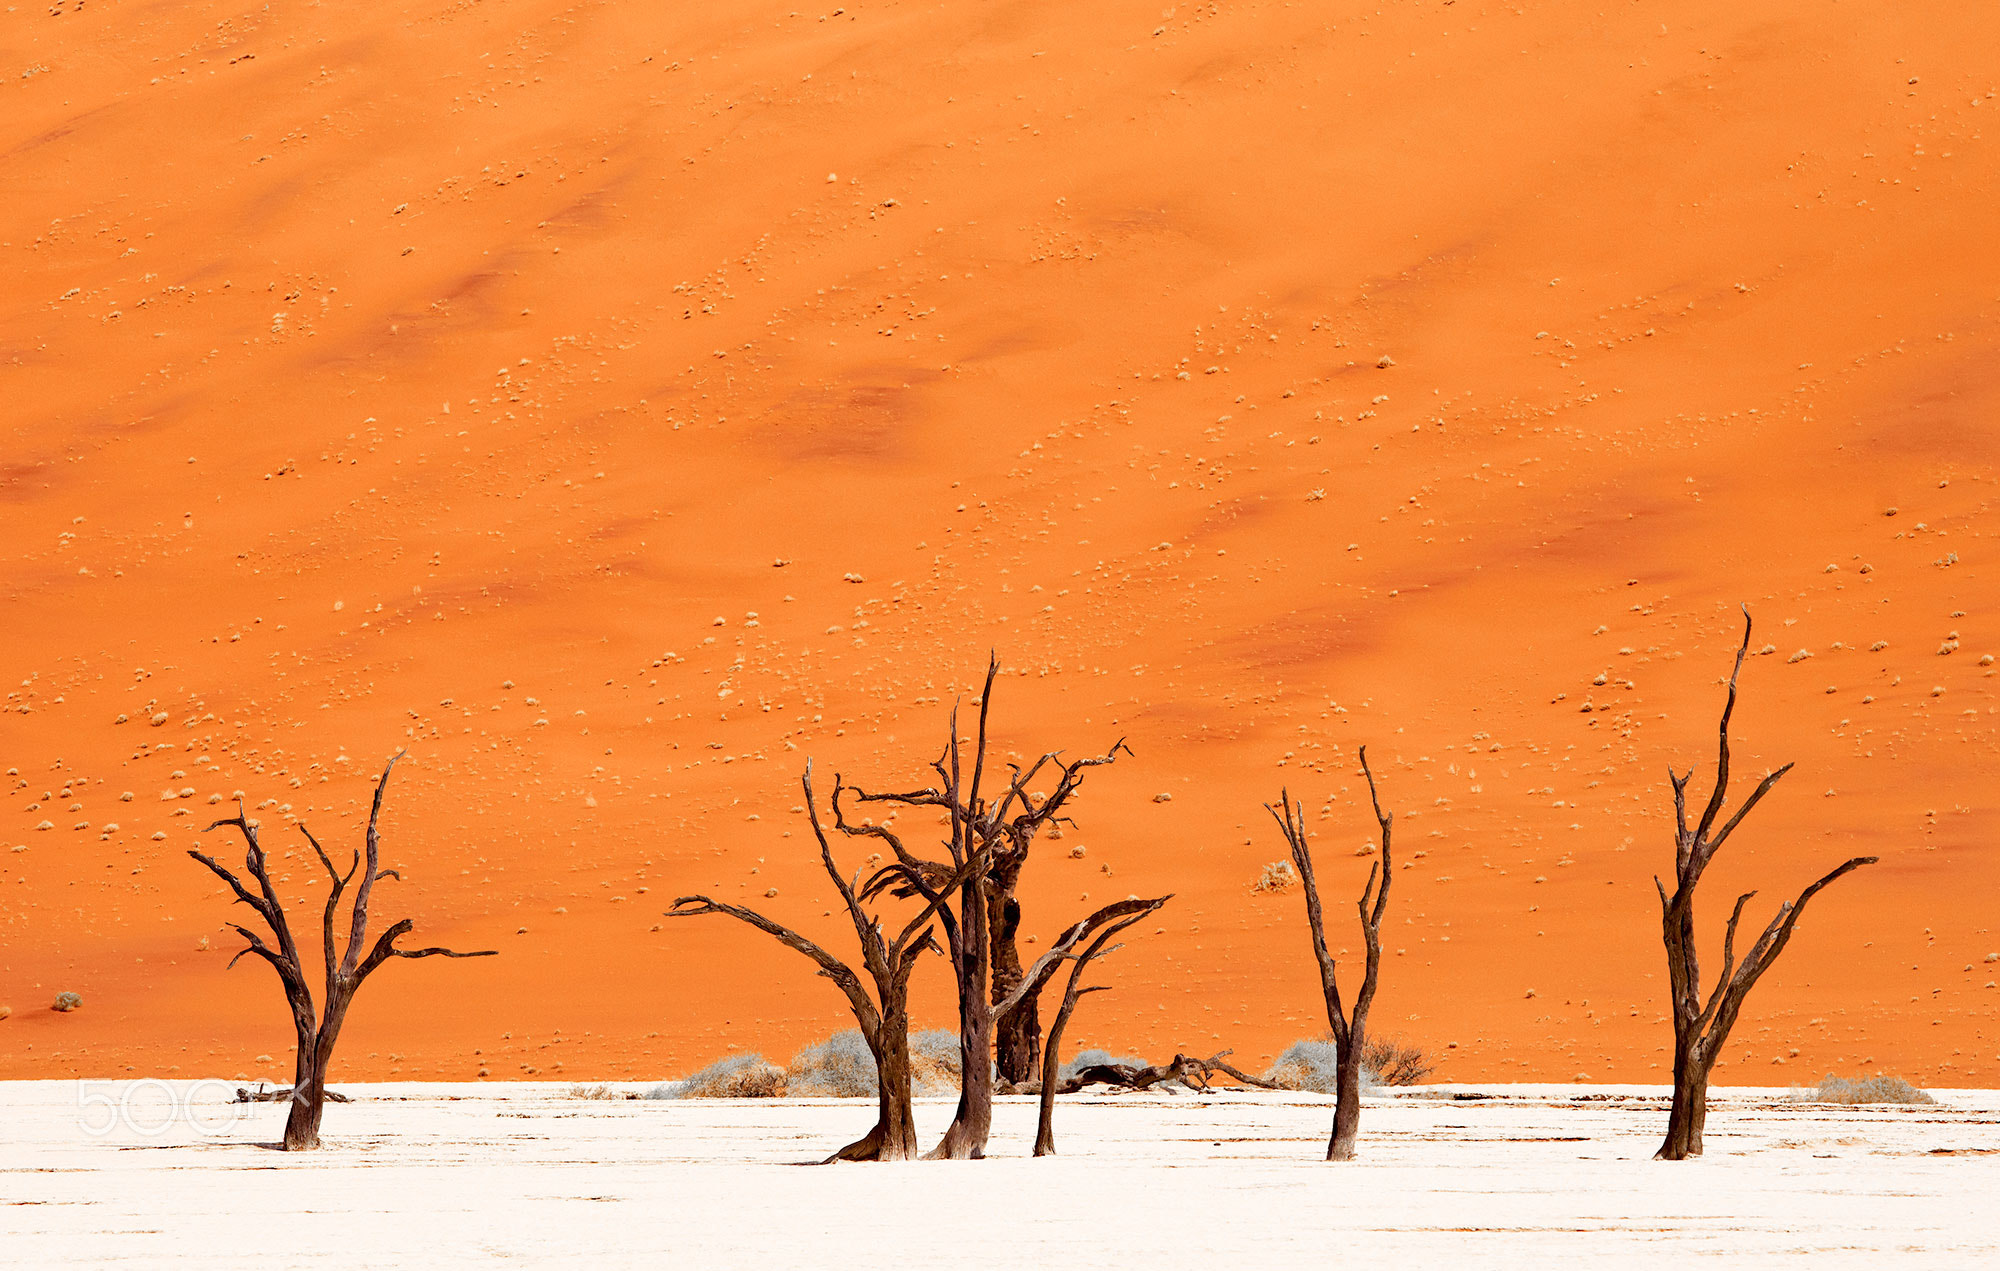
[338,750,406,980]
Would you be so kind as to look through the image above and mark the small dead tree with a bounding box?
[667,761,974,1163]
[1032,895,1168,1156]
[1654,608,1876,1160]
[1269,745,1393,1161]
[188,751,495,1150]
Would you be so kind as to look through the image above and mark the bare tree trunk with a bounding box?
[1660,1046,1714,1160]
[1649,608,1876,1162]
[1033,1028,1064,1158]
[282,1049,325,1151]
[931,879,994,1160]
[990,882,1041,1085]
[834,656,1134,1154]
[872,1018,920,1163]
[831,998,920,1163]
[1328,1040,1365,1162]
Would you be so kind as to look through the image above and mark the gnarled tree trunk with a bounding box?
[990,879,1041,1085]
[931,872,995,1159]
[1651,608,1874,1160]
[1328,1034,1366,1162]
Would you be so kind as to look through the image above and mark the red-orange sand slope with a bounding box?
[3,1,1996,1086]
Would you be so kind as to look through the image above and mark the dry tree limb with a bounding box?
[1193,1051,1283,1091]
[1653,607,1877,1161]
[1269,744,1393,1161]
[188,751,494,1151]
[234,1085,352,1104]
[1053,1048,1250,1096]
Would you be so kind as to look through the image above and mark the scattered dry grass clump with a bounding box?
[652,1053,788,1099]
[1795,1074,1936,1105]
[1251,860,1297,894]
[1361,1035,1437,1086]
[651,1029,961,1100]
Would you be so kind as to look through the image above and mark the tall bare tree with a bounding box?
[667,761,976,1162]
[847,658,1134,1159]
[1033,895,1169,1156]
[1269,745,1393,1161]
[985,737,1129,1084]
[188,751,495,1150]
[1654,608,1876,1160]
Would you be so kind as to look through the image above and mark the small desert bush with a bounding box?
[652,1029,962,1100]
[785,1031,878,1097]
[1795,1074,1935,1105]
[1252,860,1297,893]
[1260,1034,1434,1090]
[650,1052,788,1099]
[567,1083,628,1101]
[1361,1035,1436,1086]
[1262,1038,1343,1092]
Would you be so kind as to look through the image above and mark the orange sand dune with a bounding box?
[3,0,1996,1088]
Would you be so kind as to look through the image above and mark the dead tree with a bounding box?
[1269,745,1393,1161]
[846,657,1134,1159]
[188,751,495,1150]
[1654,608,1876,1160]
[985,736,1130,1085]
[666,761,974,1163]
[1031,895,1169,1155]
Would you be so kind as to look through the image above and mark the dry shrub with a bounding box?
[909,1029,962,1095]
[1252,860,1297,894]
[1361,1035,1435,1086]
[653,1029,962,1100]
[1260,1035,1434,1090]
[566,1083,619,1100]
[1262,1039,1342,1092]
[652,1053,788,1099]
[786,1031,877,1097]
[1797,1074,1935,1105]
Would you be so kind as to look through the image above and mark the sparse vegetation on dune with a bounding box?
[1250,860,1296,894]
